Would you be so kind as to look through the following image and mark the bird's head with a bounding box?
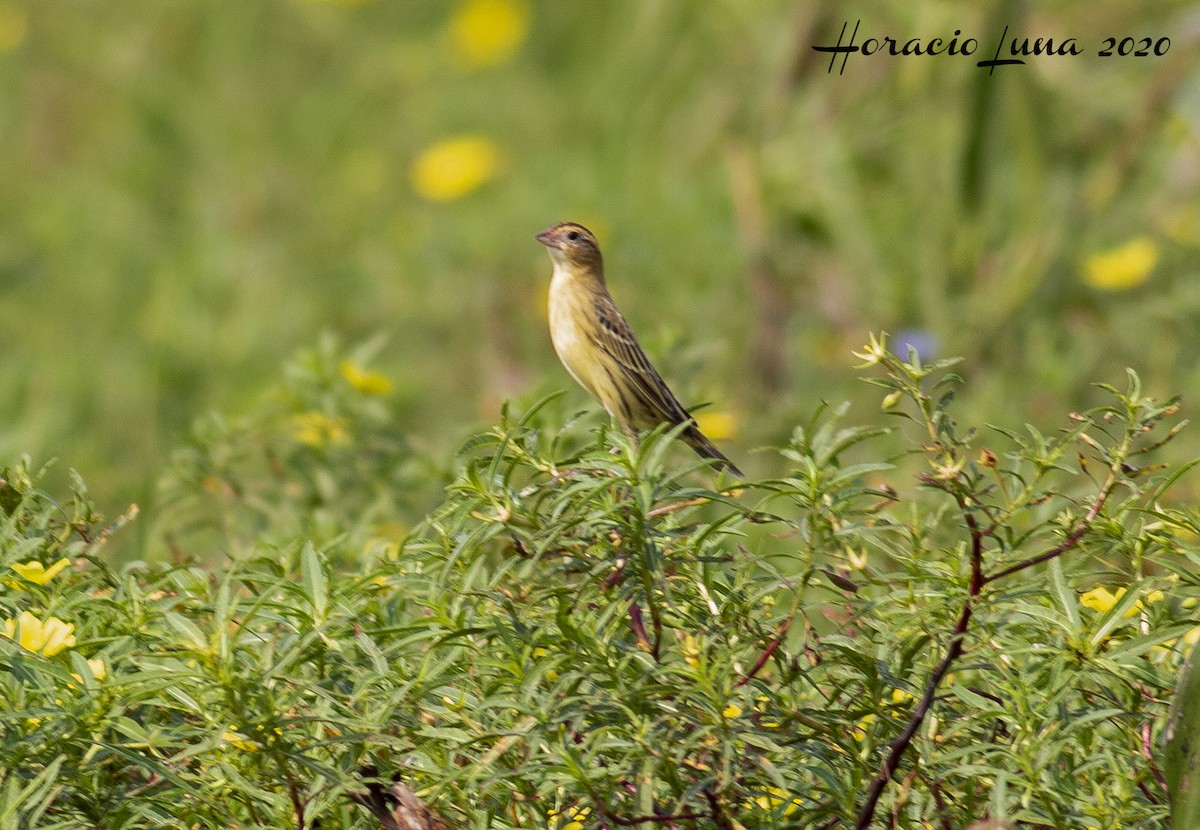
[536,222,603,274]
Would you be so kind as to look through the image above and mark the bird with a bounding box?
[536,221,743,477]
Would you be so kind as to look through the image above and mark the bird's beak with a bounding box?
[536,227,560,248]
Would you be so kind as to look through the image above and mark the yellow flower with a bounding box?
[2,611,77,656]
[222,726,260,751]
[1080,587,1123,611]
[1080,586,1120,613]
[71,658,108,684]
[0,3,28,52]
[1080,585,1161,618]
[852,713,877,742]
[410,135,498,202]
[888,688,916,717]
[693,410,738,442]
[292,412,350,447]
[448,0,529,68]
[722,703,743,719]
[681,634,701,668]
[340,360,393,395]
[11,558,70,586]
[547,805,590,830]
[750,786,801,816]
[1083,237,1158,291]
[852,332,888,366]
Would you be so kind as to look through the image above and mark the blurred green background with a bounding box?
[2,1,1199,542]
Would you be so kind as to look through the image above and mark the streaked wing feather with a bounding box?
[590,296,693,426]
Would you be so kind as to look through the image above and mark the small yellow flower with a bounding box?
[222,726,260,751]
[889,688,916,717]
[11,558,70,586]
[0,3,28,52]
[71,658,108,684]
[1080,586,1121,613]
[693,410,738,442]
[750,786,800,816]
[681,634,701,668]
[852,713,877,742]
[339,360,393,395]
[410,135,498,202]
[1083,237,1158,291]
[1185,626,1200,647]
[448,0,529,68]
[722,703,743,719]
[292,412,350,447]
[1080,585,1162,618]
[547,805,590,830]
[2,611,77,656]
[852,332,888,366]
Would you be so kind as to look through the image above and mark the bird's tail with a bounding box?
[684,424,744,478]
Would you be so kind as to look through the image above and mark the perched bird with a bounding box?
[536,221,743,476]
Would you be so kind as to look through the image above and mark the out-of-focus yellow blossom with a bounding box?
[223,726,260,751]
[547,805,590,830]
[2,611,76,656]
[11,558,70,586]
[852,713,877,742]
[1083,237,1158,291]
[1080,586,1119,613]
[71,658,107,684]
[532,647,560,681]
[694,410,738,442]
[1185,626,1200,647]
[750,786,801,816]
[723,703,743,719]
[889,688,916,717]
[292,412,350,447]
[340,360,393,395]
[410,135,498,202]
[0,3,28,52]
[1080,585,1163,617]
[681,634,701,668]
[448,0,529,68]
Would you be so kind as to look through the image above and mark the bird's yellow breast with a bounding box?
[547,263,625,418]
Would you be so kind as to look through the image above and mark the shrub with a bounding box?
[1,338,1195,828]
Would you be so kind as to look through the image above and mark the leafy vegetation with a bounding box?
[3,341,1197,828]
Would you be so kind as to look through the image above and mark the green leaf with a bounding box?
[301,541,329,623]
[1165,638,1200,829]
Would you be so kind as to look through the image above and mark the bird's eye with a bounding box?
[566,230,581,241]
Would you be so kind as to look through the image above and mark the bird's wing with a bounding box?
[589,293,694,427]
